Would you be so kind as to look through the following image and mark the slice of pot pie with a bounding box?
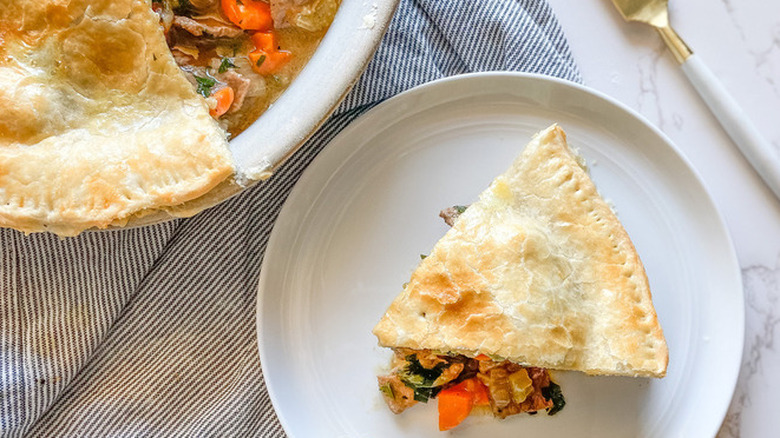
[373,124,668,431]
[0,0,234,236]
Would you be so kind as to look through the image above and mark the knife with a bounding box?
[609,0,780,201]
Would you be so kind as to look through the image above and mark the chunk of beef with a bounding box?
[217,69,251,114]
[173,15,244,38]
[377,375,417,414]
[270,0,338,31]
[439,205,468,227]
[188,0,219,13]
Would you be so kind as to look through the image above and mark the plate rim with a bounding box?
[255,71,745,437]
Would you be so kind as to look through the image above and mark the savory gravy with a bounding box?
[153,0,338,136]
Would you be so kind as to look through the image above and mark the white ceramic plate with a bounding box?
[256,72,744,437]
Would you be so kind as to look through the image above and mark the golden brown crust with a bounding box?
[373,125,668,378]
[0,0,233,236]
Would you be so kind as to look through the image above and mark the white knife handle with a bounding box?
[681,54,780,200]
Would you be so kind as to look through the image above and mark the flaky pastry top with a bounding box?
[373,125,668,378]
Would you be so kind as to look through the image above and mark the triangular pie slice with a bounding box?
[373,124,668,378]
[0,0,234,236]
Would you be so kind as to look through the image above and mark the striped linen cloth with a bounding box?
[0,0,580,436]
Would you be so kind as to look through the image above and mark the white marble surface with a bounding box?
[546,0,780,436]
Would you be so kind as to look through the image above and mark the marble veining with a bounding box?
[635,43,667,131]
[724,0,780,99]
[719,257,780,437]
[748,28,780,100]
[720,0,747,43]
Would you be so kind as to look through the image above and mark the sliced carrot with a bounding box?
[209,86,234,118]
[221,0,272,30]
[250,31,276,51]
[474,354,491,361]
[248,31,291,75]
[438,386,474,431]
[248,49,290,75]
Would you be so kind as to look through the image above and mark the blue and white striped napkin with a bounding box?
[0,0,580,436]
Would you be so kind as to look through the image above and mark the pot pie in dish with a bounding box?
[373,125,668,430]
[0,0,338,236]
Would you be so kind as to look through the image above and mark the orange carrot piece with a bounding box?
[248,49,290,75]
[250,31,276,51]
[437,386,474,431]
[474,354,490,361]
[221,0,272,30]
[209,87,234,118]
[248,31,291,75]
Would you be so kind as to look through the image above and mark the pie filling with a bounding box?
[151,0,338,136]
[377,206,566,430]
[378,349,565,431]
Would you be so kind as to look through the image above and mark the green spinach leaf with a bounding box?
[541,381,566,415]
[194,75,216,97]
[218,57,237,74]
[398,355,448,403]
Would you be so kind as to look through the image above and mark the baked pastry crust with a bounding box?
[373,125,668,378]
[0,0,234,236]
